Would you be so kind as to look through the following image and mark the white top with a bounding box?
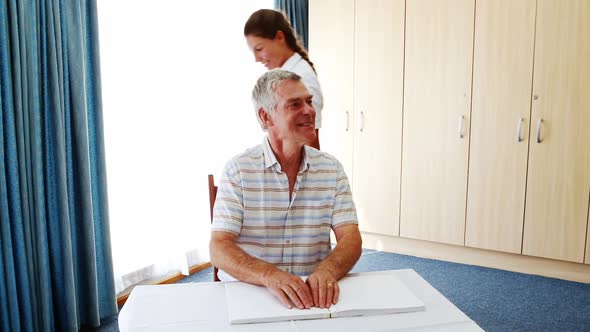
[281,53,323,129]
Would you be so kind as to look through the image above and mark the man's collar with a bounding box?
[262,136,311,173]
[262,136,279,169]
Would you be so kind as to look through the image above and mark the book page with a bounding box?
[225,281,330,324]
[329,274,425,318]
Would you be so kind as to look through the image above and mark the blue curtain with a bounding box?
[0,0,117,331]
[275,0,309,49]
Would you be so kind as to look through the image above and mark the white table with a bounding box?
[118,269,483,331]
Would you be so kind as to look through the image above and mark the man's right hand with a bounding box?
[263,269,313,309]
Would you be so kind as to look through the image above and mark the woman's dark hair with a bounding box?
[244,9,316,73]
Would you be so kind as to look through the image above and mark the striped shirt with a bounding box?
[212,137,358,281]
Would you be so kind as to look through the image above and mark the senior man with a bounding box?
[209,69,362,310]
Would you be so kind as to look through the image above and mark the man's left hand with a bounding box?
[306,269,339,308]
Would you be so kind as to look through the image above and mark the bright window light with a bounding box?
[97,0,272,294]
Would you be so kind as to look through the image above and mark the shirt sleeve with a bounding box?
[331,160,358,228]
[211,160,244,235]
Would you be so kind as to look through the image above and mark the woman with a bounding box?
[244,9,323,149]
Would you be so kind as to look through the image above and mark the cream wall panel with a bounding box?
[308,0,355,178]
[523,0,590,263]
[465,0,536,253]
[400,0,474,245]
[353,0,405,236]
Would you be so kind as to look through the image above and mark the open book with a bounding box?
[224,273,425,324]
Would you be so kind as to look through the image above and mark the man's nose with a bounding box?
[304,103,315,116]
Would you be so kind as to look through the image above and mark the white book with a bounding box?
[224,273,425,324]
[224,281,330,324]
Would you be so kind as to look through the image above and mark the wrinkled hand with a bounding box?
[263,269,313,309]
[306,269,339,308]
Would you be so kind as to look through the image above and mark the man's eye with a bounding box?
[306,100,313,105]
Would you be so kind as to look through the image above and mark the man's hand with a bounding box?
[306,269,339,308]
[211,231,314,309]
[263,269,313,309]
[305,224,362,308]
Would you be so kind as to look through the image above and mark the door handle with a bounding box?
[360,111,365,132]
[536,118,544,143]
[517,118,524,142]
[345,110,350,132]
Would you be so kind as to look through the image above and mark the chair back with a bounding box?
[208,174,220,282]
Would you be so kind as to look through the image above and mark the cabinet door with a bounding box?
[587,209,590,264]
[400,0,474,245]
[353,0,404,236]
[465,0,536,253]
[308,0,355,178]
[522,0,590,263]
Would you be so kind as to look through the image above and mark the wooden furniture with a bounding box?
[309,0,404,236]
[521,0,590,263]
[308,0,354,178]
[309,0,590,267]
[400,0,475,245]
[465,0,536,254]
[208,174,220,282]
[352,0,404,236]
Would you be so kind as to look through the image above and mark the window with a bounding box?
[97,0,272,294]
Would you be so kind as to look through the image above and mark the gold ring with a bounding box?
[327,283,333,288]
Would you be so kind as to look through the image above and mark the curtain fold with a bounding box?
[275,0,309,49]
[0,0,117,331]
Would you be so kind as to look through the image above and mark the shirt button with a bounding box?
[285,240,291,244]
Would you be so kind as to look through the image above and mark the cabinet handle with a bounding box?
[517,118,524,142]
[536,118,543,143]
[346,110,350,132]
[360,111,365,132]
[458,115,465,139]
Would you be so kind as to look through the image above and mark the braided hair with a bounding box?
[244,9,316,73]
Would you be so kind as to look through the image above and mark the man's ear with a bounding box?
[258,108,272,128]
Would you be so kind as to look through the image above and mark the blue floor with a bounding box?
[100,249,590,331]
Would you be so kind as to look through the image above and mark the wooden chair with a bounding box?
[208,174,220,282]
